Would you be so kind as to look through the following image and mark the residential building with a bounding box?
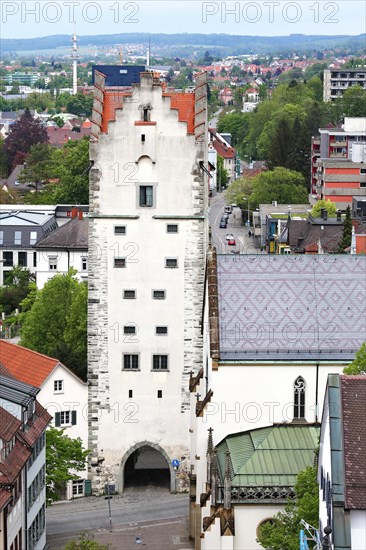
[0,341,88,499]
[4,73,39,86]
[318,375,366,550]
[87,71,208,494]
[189,251,366,550]
[0,371,51,550]
[208,129,236,184]
[242,87,260,112]
[323,68,366,101]
[311,117,366,194]
[0,209,57,285]
[34,210,88,288]
[254,203,311,249]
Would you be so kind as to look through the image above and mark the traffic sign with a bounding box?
[172,459,180,468]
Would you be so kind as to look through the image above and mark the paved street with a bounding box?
[209,192,261,255]
[47,488,192,549]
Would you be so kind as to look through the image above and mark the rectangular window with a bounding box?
[157,390,162,398]
[139,185,153,207]
[14,231,22,245]
[360,182,366,188]
[152,354,168,371]
[114,226,126,235]
[166,224,178,233]
[165,258,178,268]
[124,325,136,334]
[128,390,133,398]
[33,251,37,268]
[114,258,126,268]
[3,252,13,267]
[72,480,84,496]
[123,290,136,299]
[55,410,77,427]
[54,380,63,393]
[0,231,3,245]
[152,290,166,300]
[81,257,88,271]
[141,134,145,142]
[18,252,27,267]
[123,354,139,370]
[156,326,168,335]
[49,257,57,271]
[30,231,37,245]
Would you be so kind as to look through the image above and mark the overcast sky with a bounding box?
[1,1,365,39]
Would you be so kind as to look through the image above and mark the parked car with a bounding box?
[222,213,229,221]
[224,206,232,214]
[226,233,234,240]
[228,238,236,246]
[220,219,227,228]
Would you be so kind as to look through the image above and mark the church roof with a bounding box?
[216,425,319,487]
[217,255,366,361]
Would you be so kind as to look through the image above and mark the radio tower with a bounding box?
[71,26,79,95]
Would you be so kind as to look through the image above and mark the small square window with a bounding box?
[123,354,139,370]
[49,257,57,271]
[129,390,133,398]
[156,326,168,335]
[123,290,136,299]
[152,290,166,300]
[72,479,84,496]
[18,252,27,267]
[54,380,64,393]
[114,226,126,235]
[167,224,178,233]
[157,390,162,398]
[81,257,88,271]
[114,258,126,268]
[139,185,153,207]
[124,325,136,334]
[165,258,178,268]
[141,134,145,142]
[152,354,168,371]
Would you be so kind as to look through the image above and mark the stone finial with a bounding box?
[223,449,232,510]
[206,427,214,483]
[211,450,218,507]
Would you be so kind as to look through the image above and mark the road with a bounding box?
[208,192,260,255]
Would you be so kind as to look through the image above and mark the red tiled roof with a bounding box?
[0,407,22,441]
[0,440,31,484]
[0,340,59,387]
[47,126,91,146]
[163,92,195,134]
[101,91,128,133]
[340,375,366,510]
[0,488,12,510]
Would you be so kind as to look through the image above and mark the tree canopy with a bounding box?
[248,167,308,210]
[46,427,89,504]
[310,199,337,218]
[343,342,366,375]
[4,108,48,170]
[64,532,110,550]
[257,466,319,550]
[0,266,35,316]
[20,270,87,379]
[337,205,352,253]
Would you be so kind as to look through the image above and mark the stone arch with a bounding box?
[120,441,175,493]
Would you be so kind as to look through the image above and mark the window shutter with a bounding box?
[55,412,61,427]
[72,411,77,425]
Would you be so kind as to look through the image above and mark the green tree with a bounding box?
[225,176,253,210]
[18,143,54,193]
[64,532,110,550]
[20,270,87,379]
[217,111,250,155]
[51,138,90,204]
[46,427,89,504]
[0,266,35,315]
[310,199,337,218]
[343,342,366,375]
[66,93,93,117]
[217,155,228,190]
[257,466,319,550]
[337,86,366,118]
[249,167,308,210]
[338,205,352,253]
[0,137,10,177]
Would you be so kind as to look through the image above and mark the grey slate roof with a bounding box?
[217,255,366,361]
[35,216,88,249]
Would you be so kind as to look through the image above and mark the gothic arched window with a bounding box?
[294,376,306,419]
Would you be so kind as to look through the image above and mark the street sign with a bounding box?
[172,459,180,468]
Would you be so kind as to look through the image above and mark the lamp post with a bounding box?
[322,525,332,550]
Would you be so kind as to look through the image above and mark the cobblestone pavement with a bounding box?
[47,488,193,550]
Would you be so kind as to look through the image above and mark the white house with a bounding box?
[318,374,366,550]
[0,371,51,550]
[0,341,88,499]
[189,251,366,550]
[87,70,208,494]
[34,210,88,289]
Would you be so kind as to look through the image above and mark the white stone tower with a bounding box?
[88,71,208,493]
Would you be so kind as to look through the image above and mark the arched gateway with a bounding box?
[120,441,176,493]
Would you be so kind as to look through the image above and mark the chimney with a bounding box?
[323,210,328,221]
[71,207,78,218]
[78,210,83,220]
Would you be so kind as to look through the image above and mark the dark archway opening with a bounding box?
[124,445,170,490]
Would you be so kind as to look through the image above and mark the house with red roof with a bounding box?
[0,340,88,499]
[208,128,236,184]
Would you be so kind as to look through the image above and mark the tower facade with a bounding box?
[88,71,208,492]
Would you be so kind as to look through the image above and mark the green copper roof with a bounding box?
[216,425,319,487]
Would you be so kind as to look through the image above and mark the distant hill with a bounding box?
[1,32,366,56]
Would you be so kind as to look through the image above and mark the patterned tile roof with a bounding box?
[0,439,31,484]
[0,340,60,387]
[0,488,12,511]
[217,255,366,360]
[0,406,22,441]
[340,375,366,510]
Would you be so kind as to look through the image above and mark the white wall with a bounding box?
[36,248,88,289]
[351,510,366,550]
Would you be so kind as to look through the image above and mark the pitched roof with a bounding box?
[34,216,88,249]
[287,218,343,253]
[0,340,60,387]
[217,255,366,361]
[0,406,22,441]
[340,376,366,509]
[0,440,31,484]
[0,488,12,511]
[216,425,319,487]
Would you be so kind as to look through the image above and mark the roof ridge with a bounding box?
[0,340,60,365]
